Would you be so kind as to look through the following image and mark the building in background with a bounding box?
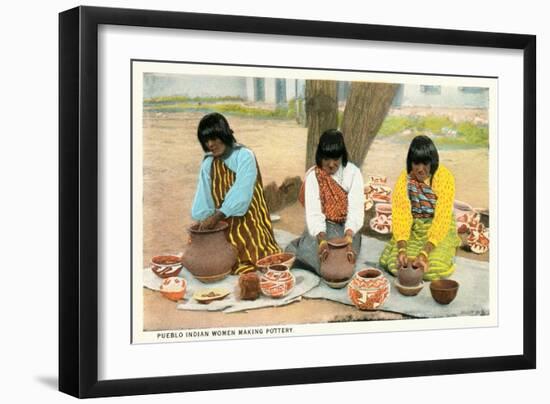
[144,74,488,109]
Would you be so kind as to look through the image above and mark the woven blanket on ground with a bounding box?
[142,229,490,317]
[143,266,319,313]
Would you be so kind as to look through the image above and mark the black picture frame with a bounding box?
[59,5,536,399]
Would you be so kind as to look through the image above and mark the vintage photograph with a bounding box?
[132,61,496,343]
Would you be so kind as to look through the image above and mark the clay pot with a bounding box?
[320,238,355,288]
[151,255,183,278]
[347,268,390,310]
[375,203,392,219]
[430,279,459,304]
[397,262,424,287]
[259,264,296,298]
[181,221,236,283]
[395,279,424,296]
[159,277,187,302]
[367,175,387,185]
[256,252,296,272]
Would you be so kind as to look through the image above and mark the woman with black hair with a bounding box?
[191,112,280,274]
[286,129,365,275]
[380,135,460,280]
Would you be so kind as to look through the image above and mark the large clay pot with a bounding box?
[181,221,236,283]
[259,264,296,298]
[347,268,390,310]
[320,237,354,289]
[397,262,424,287]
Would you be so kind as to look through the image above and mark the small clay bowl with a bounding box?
[395,279,424,296]
[151,255,183,278]
[159,277,187,302]
[375,202,392,216]
[256,252,296,271]
[430,279,459,304]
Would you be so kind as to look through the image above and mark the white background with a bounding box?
[0,0,545,403]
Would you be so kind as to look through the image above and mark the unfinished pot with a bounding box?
[320,237,354,289]
[347,268,390,310]
[181,221,236,283]
[397,262,424,287]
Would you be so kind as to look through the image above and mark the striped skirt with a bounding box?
[211,158,281,274]
[379,218,461,281]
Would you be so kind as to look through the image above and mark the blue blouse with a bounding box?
[191,145,258,220]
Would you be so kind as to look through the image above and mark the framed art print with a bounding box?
[59,6,536,398]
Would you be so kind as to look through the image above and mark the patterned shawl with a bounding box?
[407,177,438,219]
[299,166,348,223]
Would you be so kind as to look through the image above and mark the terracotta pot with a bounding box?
[395,279,424,296]
[181,221,236,283]
[320,238,354,288]
[347,268,390,310]
[259,264,295,298]
[256,252,296,272]
[151,255,183,278]
[430,279,459,304]
[397,262,424,287]
[159,277,187,302]
[375,203,392,219]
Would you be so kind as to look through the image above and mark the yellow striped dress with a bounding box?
[210,157,280,274]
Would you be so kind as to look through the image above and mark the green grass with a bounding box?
[146,102,294,119]
[144,95,244,105]
[145,97,301,120]
[377,115,488,147]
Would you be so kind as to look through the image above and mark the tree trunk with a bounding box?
[340,82,399,167]
[305,80,338,170]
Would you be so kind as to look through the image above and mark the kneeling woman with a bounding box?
[380,135,461,281]
[191,112,280,274]
[286,129,365,274]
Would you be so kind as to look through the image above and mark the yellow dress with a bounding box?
[380,164,461,281]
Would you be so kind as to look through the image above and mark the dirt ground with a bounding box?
[141,111,490,331]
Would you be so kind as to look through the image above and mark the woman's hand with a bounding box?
[396,240,408,269]
[413,242,434,272]
[397,250,409,269]
[412,254,428,273]
[198,211,225,231]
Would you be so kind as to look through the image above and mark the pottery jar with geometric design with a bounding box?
[259,264,296,298]
[347,268,390,310]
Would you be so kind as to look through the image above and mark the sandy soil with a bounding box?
[141,111,490,330]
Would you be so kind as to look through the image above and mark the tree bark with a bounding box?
[305,80,338,170]
[340,82,399,167]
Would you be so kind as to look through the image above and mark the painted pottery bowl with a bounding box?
[159,276,187,302]
[151,254,183,278]
[370,216,392,234]
[364,198,374,212]
[256,252,296,271]
[347,268,390,310]
[430,279,459,304]
[367,175,387,185]
[395,279,424,296]
[259,264,296,298]
[375,202,392,217]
